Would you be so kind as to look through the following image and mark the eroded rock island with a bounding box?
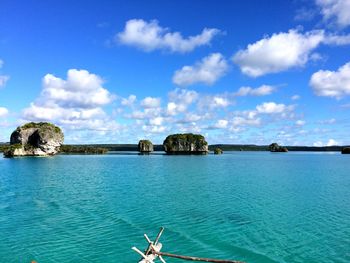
[138,140,154,154]
[4,122,64,157]
[269,143,288,152]
[163,133,208,154]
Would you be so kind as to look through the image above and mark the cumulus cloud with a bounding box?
[172,53,228,86]
[167,88,198,115]
[310,62,350,98]
[316,0,350,28]
[256,102,292,114]
[197,94,231,110]
[23,69,116,131]
[235,85,275,96]
[0,107,8,118]
[116,19,220,53]
[141,97,161,108]
[233,29,324,77]
[38,69,112,108]
[214,119,228,129]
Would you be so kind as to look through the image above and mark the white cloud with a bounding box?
[319,118,336,124]
[141,96,161,108]
[235,85,275,96]
[256,102,291,114]
[0,75,9,88]
[142,124,167,133]
[323,33,350,45]
[0,107,8,117]
[0,59,9,88]
[291,95,301,100]
[22,69,116,131]
[313,141,323,147]
[327,138,339,146]
[310,62,350,98]
[38,69,113,108]
[197,94,231,110]
[121,95,136,106]
[316,0,350,28]
[214,119,228,129]
[232,116,261,126]
[149,117,163,126]
[117,19,220,53]
[167,88,198,115]
[313,138,340,146]
[296,120,306,126]
[233,29,324,77]
[173,53,228,86]
[179,113,202,123]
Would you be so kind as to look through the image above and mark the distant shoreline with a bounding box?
[1,143,348,153]
[45,143,350,152]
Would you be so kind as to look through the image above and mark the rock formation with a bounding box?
[4,122,64,157]
[341,147,350,154]
[214,147,223,154]
[138,140,153,154]
[163,133,208,154]
[269,143,288,152]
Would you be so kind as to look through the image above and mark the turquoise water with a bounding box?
[0,152,349,263]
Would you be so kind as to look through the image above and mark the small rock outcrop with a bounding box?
[4,122,64,157]
[341,147,350,154]
[269,143,288,152]
[214,147,223,154]
[163,133,208,154]
[138,140,153,154]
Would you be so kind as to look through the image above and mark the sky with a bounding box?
[1,0,350,146]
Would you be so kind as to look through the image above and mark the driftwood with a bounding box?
[132,227,245,263]
[155,251,244,263]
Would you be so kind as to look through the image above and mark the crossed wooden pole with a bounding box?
[132,227,245,263]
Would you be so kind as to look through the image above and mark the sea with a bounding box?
[0,152,349,263]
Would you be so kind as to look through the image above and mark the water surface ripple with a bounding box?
[0,152,349,262]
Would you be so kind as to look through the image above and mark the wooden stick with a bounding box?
[155,251,244,263]
[143,227,164,258]
[154,227,164,245]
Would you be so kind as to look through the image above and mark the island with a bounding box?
[341,147,350,154]
[214,147,223,154]
[163,133,208,155]
[138,140,154,154]
[3,122,64,157]
[60,145,108,154]
[269,143,288,152]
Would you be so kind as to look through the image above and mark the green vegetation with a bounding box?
[60,145,108,154]
[19,122,62,134]
[0,144,9,152]
[341,147,350,154]
[269,143,288,152]
[2,144,22,157]
[139,139,152,145]
[163,133,207,147]
[214,148,223,154]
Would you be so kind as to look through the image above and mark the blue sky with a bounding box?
[1,0,350,145]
